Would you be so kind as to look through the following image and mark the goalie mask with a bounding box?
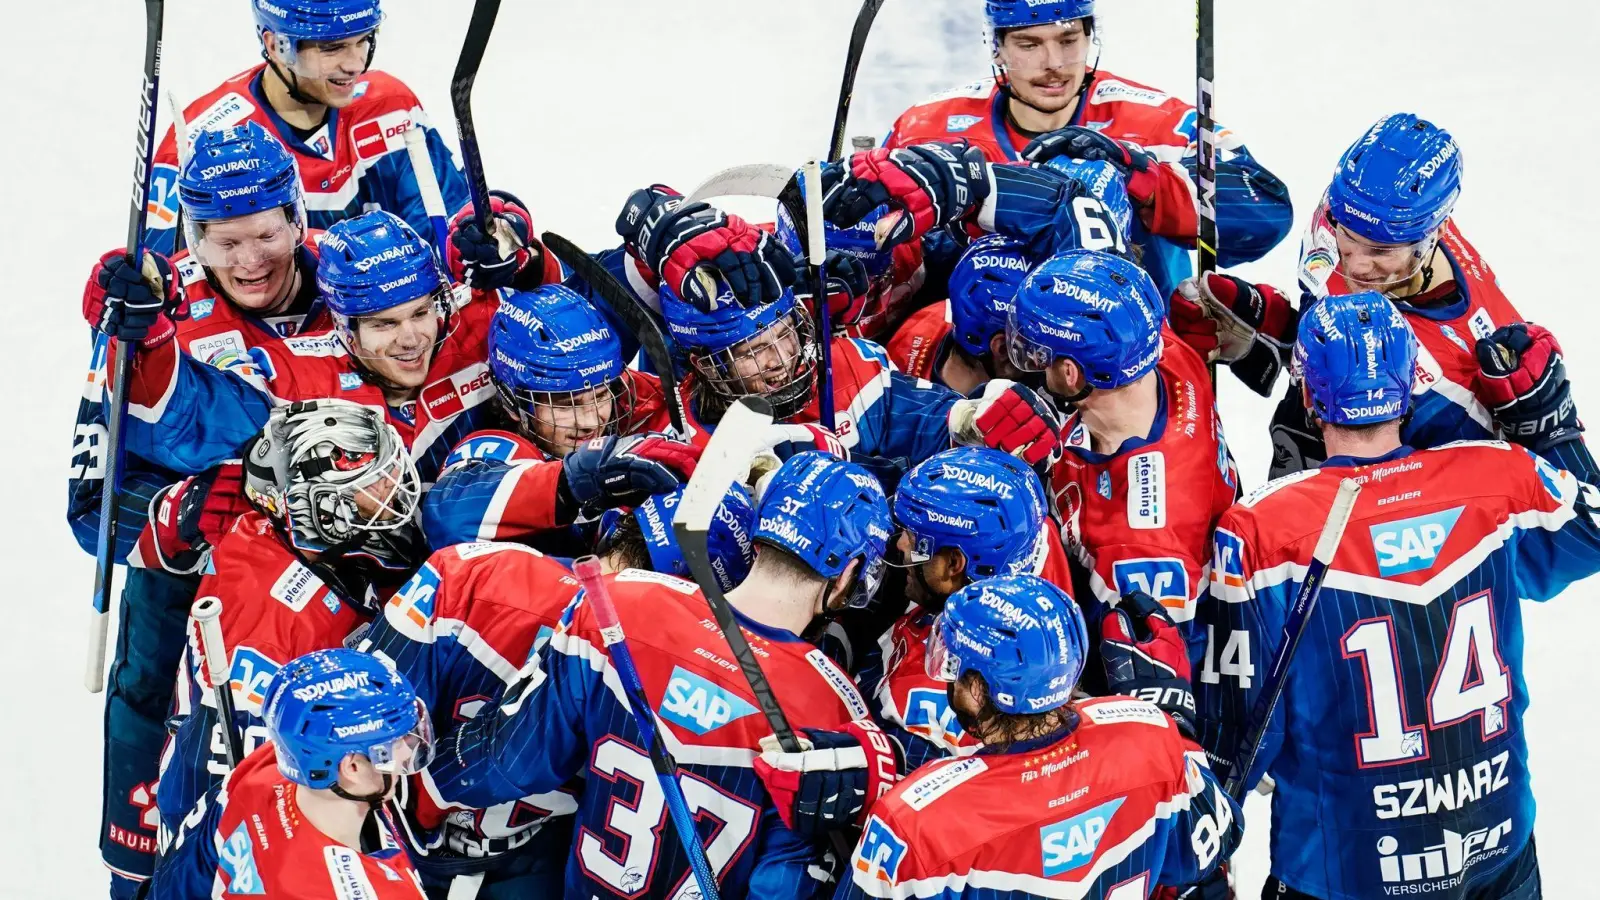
[244,398,422,568]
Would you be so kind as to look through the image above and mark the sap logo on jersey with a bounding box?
[945,114,982,133]
[1112,558,1188,609]
[855,816,908,884]
[1040,797,1124,876]
[1370,506,1464,577]
[220,821,266,895]
[659,666,758,735]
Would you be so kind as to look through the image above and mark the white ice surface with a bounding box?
[2,1,1596,896]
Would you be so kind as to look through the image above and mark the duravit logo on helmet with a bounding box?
[217,186,261,199]
[556,329,608,353]
[356,247,411,271]
[1341,203,1382,225]
[1120,343,1161,379]
[972,254,1030,271]
[759,515,813,551]
[1418,141,1458,179]
[1049,279,1115,310]
[1339,396,1404,420]
[340,10,377,23]
[332,718,386,739]
[256,0,288,17]
[577,361,614,378]
[291,670,371,703]
[976,588,1035,630]
[492,348,527,373]
[939,465,1015,498]
[927,509,977,530]
[497,302,542,330]
[199,159,261,180]
[379,272,420,293]
[1036,321,1084,343]
[1363,328,1382,379]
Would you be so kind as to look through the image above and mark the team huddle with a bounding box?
[68,1,1597,899]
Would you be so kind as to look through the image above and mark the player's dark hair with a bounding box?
[599,513,654,574]
[957,671,1075,752]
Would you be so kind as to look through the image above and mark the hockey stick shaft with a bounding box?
[451,0,501,232]
[827,0,887,162]
[1223,477,1362,801]
[573,557,722,900]
[802,161,834,431]
[87,0,165,694]
[1195,0,1218,276]
[540,232,688,439]
[192,596,245,768]
[403,126,454,270]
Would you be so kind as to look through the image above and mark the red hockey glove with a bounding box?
[140,462,249,574]
[1101,591,1197,739]
[447,190,548,291]
[754,718,902,838]
[1173,273,1296,364]
[821,142,991,248]
[83,249,183,349]
[1476,323,1582,451]
[616,185,796,312]
[1021,127,1160,206]
[961,381,1066,469]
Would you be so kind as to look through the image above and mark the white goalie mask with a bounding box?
[244,399,422,562]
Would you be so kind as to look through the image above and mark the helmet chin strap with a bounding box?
[994,44,1100,124]
[331,773,392,811]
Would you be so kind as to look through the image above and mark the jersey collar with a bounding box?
[249,69,340,160]
[989,83,1089,162]
[1064,372,1169,463]
[978,711,1080,757]
[1322,444,1415,469]
[731,604,808,644]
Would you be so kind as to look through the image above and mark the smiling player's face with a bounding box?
[266,31,377,109]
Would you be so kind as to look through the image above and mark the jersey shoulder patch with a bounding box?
[1078,697,1171,728]
[899,756,988,812]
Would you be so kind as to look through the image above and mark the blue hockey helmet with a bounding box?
[660,283,819,420]
[927,574,1088,715]
[263,648,432,791]
[775,194,893,282]
[754,451,892,609]
[948,234,1032,357]
[1326,113,1462,246]
[1295,292,1417,427]
[1006,249,1165,391]
[894,447,1048,581]
[254,0,383,64]
[318,210,449,338]
[179,122,307,268]
[986,0,1094,33]
[630,483,757,592]
[1036,158,1135,251]
[490,286,630,456]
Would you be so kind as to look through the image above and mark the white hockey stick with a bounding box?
[192,596,245,768]
[685,163,796,204]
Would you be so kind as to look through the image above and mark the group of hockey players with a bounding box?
[64,0,1599,898]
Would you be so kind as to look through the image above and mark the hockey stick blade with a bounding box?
[574,557,722,900]
[539,232,688,439]
[686,164,797,205]
[670,398,803,753]
[827,0,888,162]
[1223,477,1362,800]
[450,0,502,231]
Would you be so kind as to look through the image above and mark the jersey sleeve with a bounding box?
[119,339,278,475]
[976,164,1104,260]
[746,806,836,900]
[421,457,567,549]
[147,781,226,900]
[426,596,595,811]
[1168,136,1293,267]
[847,341,959,466]
[1507,445,1600,602]
[1193,515,1285,791]
[1154,751,1245,888]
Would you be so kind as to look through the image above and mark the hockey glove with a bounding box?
[753,718,903,838]
[1100,591,1198,739]
[821,142,991,248]
[749,423,849,498]
[1172,273,1297,397]
[1477,322,1582,452]
[558,433,702,517]
[1268,390,1326,479]
[950,380,1066,469]
[794,249,872,330]
[83,249,182,349]
[1021,127,1159,207]
[447,190,545,291]
[616,184,796,312]
[139,462,249,574]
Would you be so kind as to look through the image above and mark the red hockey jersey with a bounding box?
[887,301,953,384]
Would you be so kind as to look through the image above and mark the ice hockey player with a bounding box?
[1006,249,1235,656]
[593,483,758,589]
[754,447,1076,840]
[151,649,434,899]
[424,452,894,897]
[72,121,336,896]
[887,234,1032,394]
[1197,291,1600,899]
[836,573,1242,898]
[1264,114,1533,476]
[155,400,426,848]
[418,285,698,551]
[144,0,468,256]
[84,210,500,485]
[882,0,1290,296]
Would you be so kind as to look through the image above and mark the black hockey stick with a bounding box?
[1195,0,1218,278]
[1222,478,1361,801]
[192,597,246,767]
[87,0,165,693]
[827,0,888,162]
[451,0,501,231]
[671,397,801,751]
[540,232,688,439]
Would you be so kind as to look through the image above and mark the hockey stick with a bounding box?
[167,88,189,256]
[539,232,688,439]
[671,397,802,752]
[191,596,245,768]
[1222,477,1362,801]
[573,557,722,900]
[685,164,796,206]
[403,126,453,270]
[87,0,165,694]
[827,0,888,162]
[801,161,835,430]
[450,0,500,233]
[1195,0,1218,277]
